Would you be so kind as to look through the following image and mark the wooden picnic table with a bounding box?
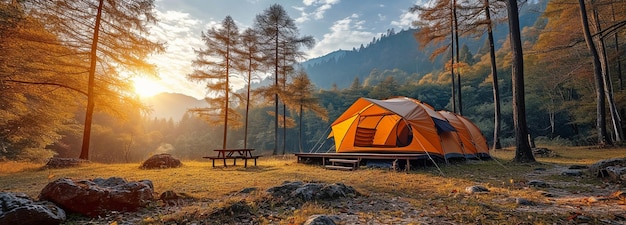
[203,148,259,168]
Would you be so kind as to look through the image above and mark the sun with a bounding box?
[132,77,164,98]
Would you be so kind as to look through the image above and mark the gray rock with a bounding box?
[605,166,626,182]
[45,158,89,169]
[561,169,583,176]
[590,158,626,177]
[294,183,324,201]
[303,215,337,225]
[267,181,358,201]
[515,198,534,206]
[319,183,358,199]
[298,183,357,201]
[93,177,127,186]
[465,186,489,194]
[0,192,65,225]
[39,177,154,217]
[528,180,549,188]
[266,181,305,198]
[140,153,182,169]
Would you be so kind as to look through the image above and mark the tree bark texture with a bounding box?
[79,0,104,160]
[506,0,535,163]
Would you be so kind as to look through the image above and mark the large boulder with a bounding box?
[140,153,182,169]
[303,215,337,225]
[267,181,359,201]
[605,166,626,182]
[39,177,154,217]
[45,158,89,169]
[0,192,66,225]
[589,158,626,182]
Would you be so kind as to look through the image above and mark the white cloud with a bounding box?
[295,0,340,23]
[378,13,386,21]
[390,0,429,28]
[147,10,208,99]
[313,3,332,19]
[390,9,419,28]
[293,6,311,23]
[307,14,376,58]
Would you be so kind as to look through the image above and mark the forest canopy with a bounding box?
[1,0,625,163]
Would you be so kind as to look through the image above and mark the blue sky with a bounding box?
[145,0,423,99]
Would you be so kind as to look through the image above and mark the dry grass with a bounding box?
[0,161,43,174]
[1,146,624,224]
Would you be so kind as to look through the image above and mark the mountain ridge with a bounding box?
[301,0,546,89]
[142,92,205,121]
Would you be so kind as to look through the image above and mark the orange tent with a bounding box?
[328,97,489,159]
[439,111,490,158]
[456,114,490,158]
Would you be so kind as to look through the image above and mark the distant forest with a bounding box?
[302,1,543,90]
[3,0,626,163]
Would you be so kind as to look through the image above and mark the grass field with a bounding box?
[1,146,625,224]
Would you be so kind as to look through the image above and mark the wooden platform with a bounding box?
[295,152,433,171]
[326,158,360,171]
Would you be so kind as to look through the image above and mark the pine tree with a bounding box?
[254,4,314,155]
[18,0,164,160]
[188,16,242,150]
[0,2,80,160]
[237,28,264,149]
[284,69,328,152]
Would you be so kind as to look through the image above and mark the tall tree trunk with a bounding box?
[449,0,456,113]
[223,43,230,150]
[506,0,535,163]
[593,7,622,143]
[244,49,254,149]
[611,0,625,143]
[281,46,287,155]
[453,0,462,115]
[273,26,279,155]
[579,0,610,146]
[299,103,303,153]
[611,0,623,91]
[282,76,287,155]
[485,0,502,150]
[244,67,251,149]
[79,0,104,160]
[600,36,623,143]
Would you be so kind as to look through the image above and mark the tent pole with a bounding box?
[407,122,445,176]
[422,149,445,176]
[441,137,450,165]
[489,150,507,168]
[313,125,333,153]
[325,144,335,153]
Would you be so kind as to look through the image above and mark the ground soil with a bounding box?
[65,165,626,225]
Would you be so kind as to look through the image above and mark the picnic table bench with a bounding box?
[203,149,259,168]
